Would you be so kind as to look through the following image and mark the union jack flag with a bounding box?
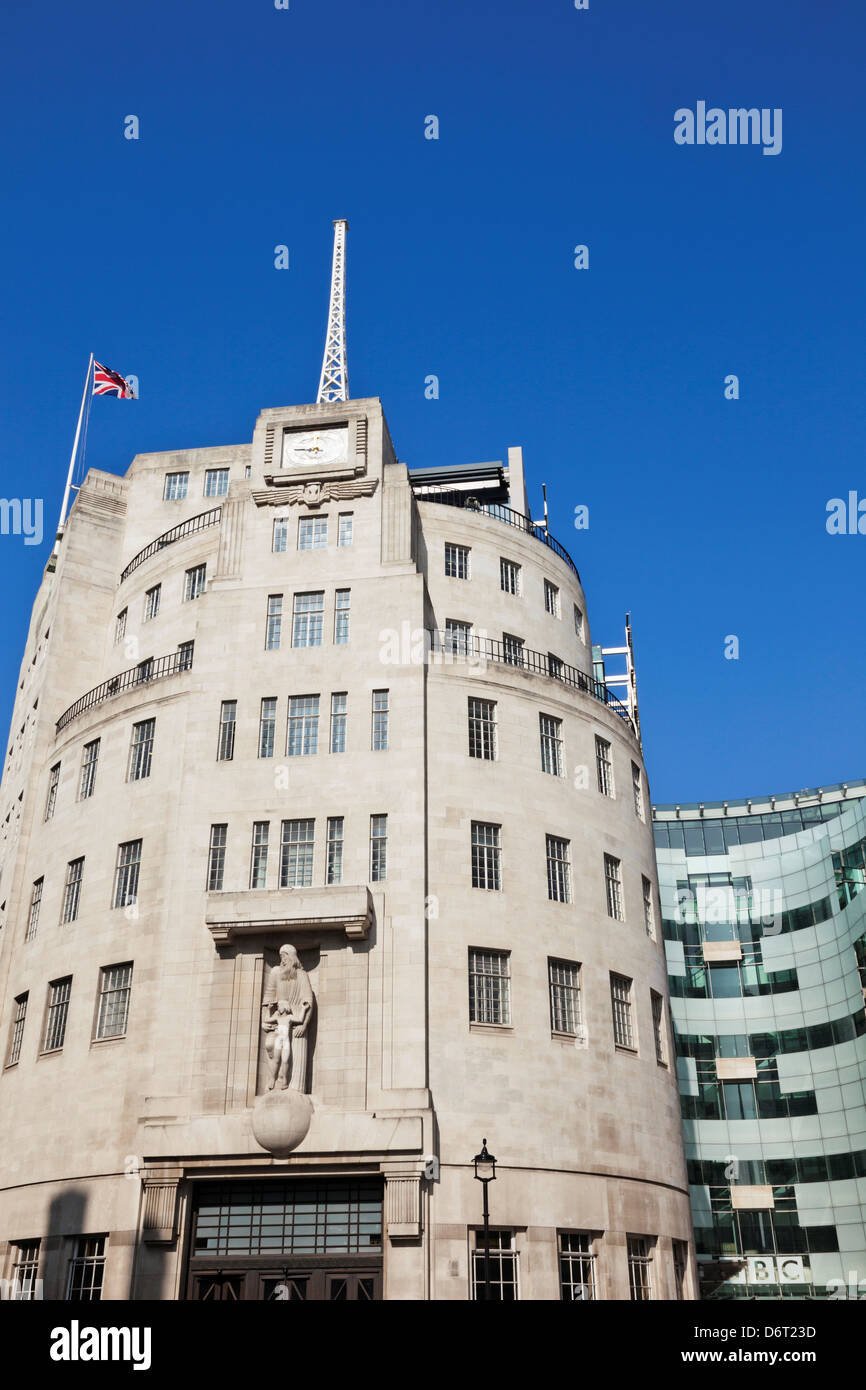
[92,361,135,398]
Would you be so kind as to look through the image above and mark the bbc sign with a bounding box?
[747,1256,807,1285]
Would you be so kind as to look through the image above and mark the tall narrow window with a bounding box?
[207,824,227,891]
[334,589,351,645]
[184,563,206,601]
[287,695,319,756]
[604,853,624,920]
[259,698,277,758]
[338,512,354,547]
[330,693,347,753]
[43,977,72,1053]
[280,819,314,888]
[471,1230,518,1300]
[548,653,563,680]
[546,836,571,903]
[250,822,269,889]
[559,1232,598,1301]
[573,604,584,640]
[164,471,189,500]
[445,618,471,656]
[627,1237,653,1301]
[673,1241,688,1300]
[371,690,389,750]
[469,948,511,1025]
[544,579,560,617]
[217,701,237,761]
[113,840,141,909]
[78,740,100,800]
[502,633,524,667]
[445,542,470,579]
[95,964,133,1039]
[468,698,496,760]
[114,609,127,645]
[642,876,655,938]
[266,595,283,650]
[595,737,614,796]
[143,585,161,622]
[128,719,155,781]
[549,959,581,1035]
[273,518,289,553]
[610,973,634,1049]
[651,990,666,1065]
[44,763,60,821]
[26,878,43,942]
[298,515,328,550]
[500,558,521,595]
[370,814,388,882]
[177,640,194,671]
[61,858,84,924]
[6,992,27,1066]
[632,762,644,819]
[539,714,563,776]
[9,1241,40,1300]
[326,817,344,885]
[292,592,324,647]
[204,467,229,497]
[471,821,502,890]
[66,1237,106,1301]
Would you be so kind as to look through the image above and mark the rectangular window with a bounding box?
[280,819,314,889]
[61,857,84,924]
[548,652,563,680]
[95,963,133,1040]
[164,471,189,500]
[287,695,319,756]
[546,835,571,903]
[469,948,511,1025]
[573,604,584,640]
[549,959,582,1035]
[259,698,277,758]
[177,640,194,671]
[370,814,388,882]
[326,816,344,885]
[114,609,127,645]
[266,594,283,650]
[66,1236,106,1301]
[544,579,560,617]
[113,840,141,909]
[673,1241,688,1300]
[207,824,227,891]
[499,557,521,595]
[298,515,328,550]
[627,1236,653,1301]
[204,467,229,497]
[445,542,470,579]
[143,584,161,621]
[471,821,502,890]
[468,697,497,760]
[292,591,324,647]
[6,992,27,1066]
[471,1230,518,1300]
[595,736,614,796]
[273,517,289,553]
[371,690,389,751]
[642,875,655,937]
[217,701,236,761]
[559,1232,597,1301]
[45,763,60,821]
[136,657,153,684]
[651,990,666,1065]
[632,762,644,819]
[43,977,72,1053]
[445,618,471,656]
[604,853,624,920]
[338,512,354,547]
[128,718,155,781]
[26,879,43,942]
[539,714,563,776]
[334,589,350,645]
[184,563,206,601]
[611,973,634,1049]
[250,821,269,889]
[9,1240,40,1300]
[502,633,524,667]
[330,692,347,753]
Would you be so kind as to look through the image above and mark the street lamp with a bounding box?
[473,1138,497,1301]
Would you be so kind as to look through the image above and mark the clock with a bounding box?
[283,426,349,468]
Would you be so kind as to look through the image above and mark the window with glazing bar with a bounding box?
[595,736,614,796]
[642,875,655,937]
[7,993,27,1065]
[445,542,470,579]
[471,1230,518,1300]
[184,564,206,601]
[444,618,471,656]
[327,816,344,885]
[9,1241,40,1300]
[287,695,319,756]
[128,718,155,781]
[292,592,324,647]
[471,821,501,890]
[164,471,188,500]
[143,585,161,621]
[114,609,127,645]
[250,821,269,889]
[468,697,496,760]
[611,973,634,1049]
[298,515,328,550]
[371,690,389,750]
[469,948,510,1025]
[280,819,314,888]
[500,557,521,595]
[539,714,563,776]
[604,853,624,920]
[273,518,289,553]
[338,513,353,547]
[549,959,581,1035]
[113,840,141,909]
[26,879,42,942]
[66,1236,106,1301]
[204,467,229,497]
[217,701,236,761]
[632,761,644,818]
[627,1236,653,1300]
[265,594,283,650]
[651,990,666,1065]
[544,579,560,617]
[259,698,277,758]
[207,824,227,891]
[43,977,72,1052]
[502,633,524,667]
[330,693,347,753]
[370,814,387,882]
[546,835,571,903]
[61,858,84,924]
[559,1232,597,1301]
[334,589,350,644]
[45,763,60,821]
[95,963,133,1039]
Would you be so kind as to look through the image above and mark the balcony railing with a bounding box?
[56,647,194,733]
[120,507,222,583]
[416,491,580,579]
[428,629,633,727]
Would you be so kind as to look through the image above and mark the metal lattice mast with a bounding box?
[316,219,349,403]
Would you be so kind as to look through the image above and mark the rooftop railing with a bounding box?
[415,491,580,579]
[120,507,222,583]
[56,647,194,733]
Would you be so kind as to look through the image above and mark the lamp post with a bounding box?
[473,1138,497,1300]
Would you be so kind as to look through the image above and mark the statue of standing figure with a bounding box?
[261,944,314,1092]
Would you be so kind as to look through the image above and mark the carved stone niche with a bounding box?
[142,1178,181,1245]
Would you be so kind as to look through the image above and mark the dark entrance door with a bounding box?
[193,1273,243,1301]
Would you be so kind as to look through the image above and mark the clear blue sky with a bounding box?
[1,0,864,804]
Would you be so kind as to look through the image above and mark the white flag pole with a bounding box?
[54,352,94,550]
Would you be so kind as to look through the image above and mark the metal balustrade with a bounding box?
[120,507,222,583]
[56,647,194,733]
[416,491,580,579]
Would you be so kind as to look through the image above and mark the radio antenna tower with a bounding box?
[317,219,349,403]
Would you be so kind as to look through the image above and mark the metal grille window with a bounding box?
[43,977,72,1053]
[444,618,471,655]
[266,594,283,650]
[280,819,315,888]
[445,542,470,579]
[334,589,350,645]
[204,467,229,497]
[330,692,347,753]
[370,814,387,882]
[549,959,581,1035]
[371,690,389,750]
[471,821,502,890]
[259,698,277,758]
[250,821,269,889]
[502,632,524,667]
[468,697,496,760]
[673,1241,688,1299]
[604,853,624,920]
[288,695,319,756]
[45,762,60,820]
[143,584,161,621]
[548,652,563,679]
[642,875,655,937]
[573,604,583,639]
[559,1232,597,1301]
[632,761,644,818]
[273,517,289,552]
[26,879,42,942]
[178,640,194,670]
[61,858,84,924]
[292,591,324,647]
[10,1241,40,1300]
[128,718,155,781]
[544,579,560,616]
[651,990,666,1065]
[113,840,141,909]
[611,973,634,1049]
[298,515,328,550]
[471,1230,518,1300]
[327,817,344,885]
[191,1179,383,1256]
[539,713,563,775]
[338,512,354,547]
[500,557,521,595]
[207,824,227,891]
[469,949,511,1025]
[164,471,189,500]
[627,1236,653,1300]
[95,963,133,1039]
[114,608,127,645]
[7,993,27,1065]
[216,701,236,761]
[595,736,614,796]
[546,835,571,903]
[184,563,206,601]
[66,1236,106,1301]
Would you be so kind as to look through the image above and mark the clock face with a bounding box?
[283,426,349,468]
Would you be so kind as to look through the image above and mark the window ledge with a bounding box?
[469,1022,514,1035]
[90,1034,127,1048]
[614,1044,639,1056]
